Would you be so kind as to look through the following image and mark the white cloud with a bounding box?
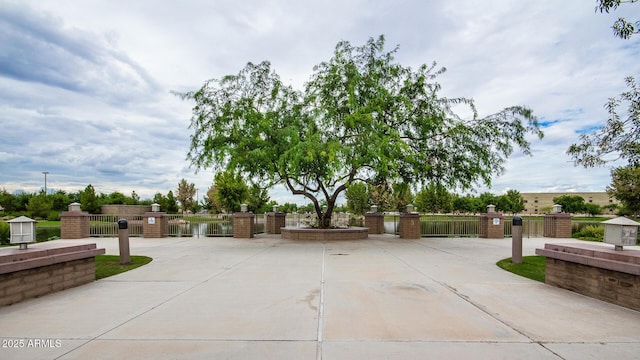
[0,0,638,205]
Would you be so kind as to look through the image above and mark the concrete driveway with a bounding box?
[1,235,639,359]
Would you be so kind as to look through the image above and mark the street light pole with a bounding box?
[42,171,49,195]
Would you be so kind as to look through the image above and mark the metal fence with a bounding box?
[83,213,572,238]
[89,214,143,237]
[88,213,264,237]
[383,214,546,238]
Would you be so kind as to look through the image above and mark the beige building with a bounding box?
[521,192,619,215]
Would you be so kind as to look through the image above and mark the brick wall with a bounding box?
[101,205,151,216]
[142,213,168,238]
[0,258,95,307]
[545,258,640,311]
[265,213,286,234]
[399,213,420,239]
[60,212,90,239]
[543,214,572,238]
[233,213,254,238]
[479,215,504,239]
[364,213,385,234]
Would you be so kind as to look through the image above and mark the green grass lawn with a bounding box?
[497,256,546,282]
[95,255,153,280]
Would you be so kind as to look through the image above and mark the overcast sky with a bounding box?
[1,0,639,205]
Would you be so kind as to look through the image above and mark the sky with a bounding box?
[1,0,639,205]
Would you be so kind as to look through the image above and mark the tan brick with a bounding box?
[5,282,36,296]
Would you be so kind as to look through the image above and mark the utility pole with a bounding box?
[42,171,49,195]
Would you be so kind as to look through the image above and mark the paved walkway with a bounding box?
[1,235,640,359]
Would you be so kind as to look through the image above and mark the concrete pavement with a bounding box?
[1,234,639,359]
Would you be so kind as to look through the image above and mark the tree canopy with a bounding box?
[596,0,639,40]
[567,76,640,167]
[178,36,542,227]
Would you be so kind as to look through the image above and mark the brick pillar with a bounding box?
[265,212,286,234]
[399,213,421,239]
[233,212,255,238]
[364,213,385,234]
[143,212,168,238]
[60,211,90,239]
[478,214,504,238]
[544,213,572,238]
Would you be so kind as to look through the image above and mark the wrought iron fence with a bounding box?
[88,213,264,237]
[89,214,143,237]
[382,214,546,238]
[80,212,554,238]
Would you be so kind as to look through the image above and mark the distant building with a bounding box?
[520,192,619,214]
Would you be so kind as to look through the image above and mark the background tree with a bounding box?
[345,182,370,215]
[279,202,298,213]
[584,203,604,216]
[452,195,476,214]
[153,192,168,212]
[369,183,395,212]
[205,185,222,214]
[79,184,100,213]
[177,179,196,213]
[0,189,18,213]
[214,171,249,213]
[26,192,52,219]
[553,194,586,214]
[496,189,525,215]
[165,191,179,213]
[596,0,639,39]
[247,183,270,213]
[50,190,74,212]
[179,36,542,228]
[607,164,640,215]
[415,184,452,213]
[477,192,497,212]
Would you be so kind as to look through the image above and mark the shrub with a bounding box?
[47,211,60,221]
[0,222,9,245]
[573,225,604,242]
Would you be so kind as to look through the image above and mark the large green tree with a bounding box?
[179,36,542,228]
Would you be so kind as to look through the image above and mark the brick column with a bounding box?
[233,212,255,238]
[364,213,385,234]
[478,214,504,238]
[143,212,168,238]
[60,211,90,239]
[543,213,572,238]
[399,213,421,239]
[265,212,286,234]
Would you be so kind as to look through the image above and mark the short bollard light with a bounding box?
[117,219,131,265]
[512,216,523,264]
[602,217,639,251]
[8,216,37,250]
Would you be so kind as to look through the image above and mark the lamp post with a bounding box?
[42,171,49,195]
